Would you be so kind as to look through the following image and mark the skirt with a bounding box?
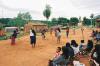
[30,36,36,44]
[11,37,16,45]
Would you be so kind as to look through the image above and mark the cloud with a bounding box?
[0,0,100,19]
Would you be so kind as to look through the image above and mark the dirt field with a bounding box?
[0,28,94,66]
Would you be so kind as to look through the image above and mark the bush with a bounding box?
[0,36,7,40]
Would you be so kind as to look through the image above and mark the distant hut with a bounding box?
[24,21,47,32]
[94,15,100,27]
[96,19,100,27]
[5,27,18,32]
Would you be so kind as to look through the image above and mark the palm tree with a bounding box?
[43,5,51,25]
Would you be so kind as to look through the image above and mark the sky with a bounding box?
[0,0,100,20]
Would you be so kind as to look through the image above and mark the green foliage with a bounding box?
[43,5,51,20]
[58,17,69,26]
[0,18,11,25]
[70,17,79,25]
[0,22,4,30]
[0,36,7,40]
[51,18,58,25]
[83,17,91,25]
[0,12,32,27]
[7,18,26,27]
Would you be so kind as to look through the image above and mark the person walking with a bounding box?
[56,28,61,44]
[41,29,46,40]
[66,27,69,38]
[11,30,17,45]
[30,29,36,48]
[81,27,84,40]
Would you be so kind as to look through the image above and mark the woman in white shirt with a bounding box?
[30,29,36,48]
[71,40,80,55]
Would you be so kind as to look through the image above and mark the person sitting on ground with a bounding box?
[86,40,93,53]
[64,42,75,60]
[51,45,70,66]
[95,32,100,43]
[50,43,74,66]
[79,40,86,51]
[73,57,85,66]
[91,44,100,66]
[53,47,62,60]
[48,47,62,66]
[71,40,80,55]
[79,40,86,55]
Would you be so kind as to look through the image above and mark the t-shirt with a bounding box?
[79,43,86,50]
[72,46,80,54]
[30,30,34,36]
[53,52,61,59]
[73,61,85,66]
[56,30,61,37]
[96,33,100,39]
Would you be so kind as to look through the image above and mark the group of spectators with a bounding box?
[49,39,100,66]
[92,30,100,43]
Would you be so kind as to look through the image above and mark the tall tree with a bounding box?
[7,12,32,27]
[17,12,32,21]
[43,5,51,20]
[22,12,32,21]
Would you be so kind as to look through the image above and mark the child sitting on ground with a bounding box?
[48,47,62,66]
[53,47,62,59]
[79,40,86,55]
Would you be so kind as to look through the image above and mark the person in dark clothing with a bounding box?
[30,29,36,48]
[71,40,78,47]
[63,42,74,59]
[11,30,17,45]
[86,40,93,52]
[92,30,96,37]
[65,43,74,58]
[41,29,46,39]
[96,32,100,43]
[91,44,100,65]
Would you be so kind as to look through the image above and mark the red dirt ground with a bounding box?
[0,28,95,66]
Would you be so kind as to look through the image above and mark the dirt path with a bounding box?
[0,28,92,66]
